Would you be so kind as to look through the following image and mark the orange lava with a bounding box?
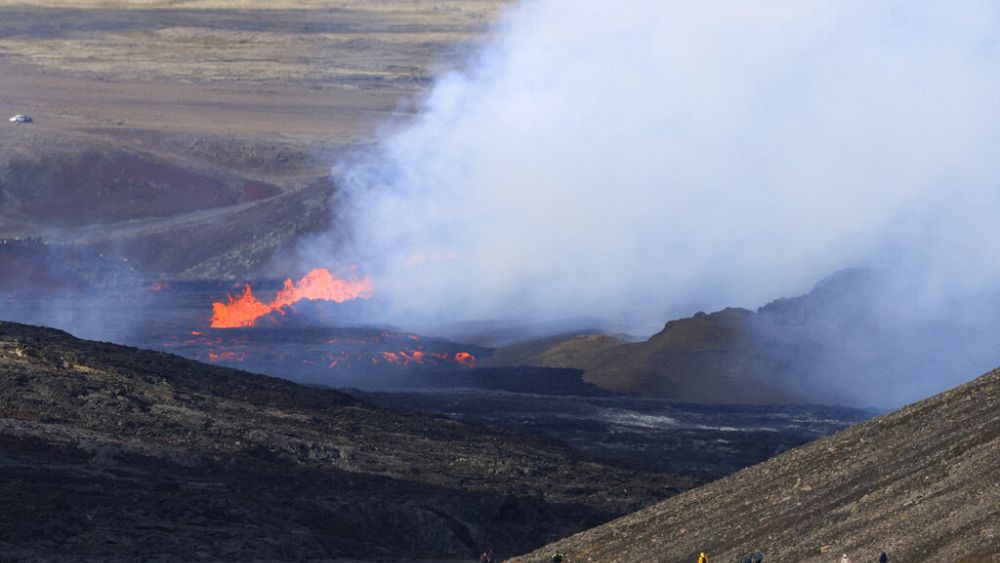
[358,349,477,368]
[207,350,246,362]
[454,352,476,367]
[210,268,374,328]
[380,350,431,365]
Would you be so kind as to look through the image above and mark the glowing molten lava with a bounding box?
[454,352,476,367]
[212,284,272,328]
[211,268,374,328]
[369,350,476,368]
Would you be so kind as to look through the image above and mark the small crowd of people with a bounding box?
[479,547,888,562]
[840,553,890,563]
[696,551,889,562]
[483,550,564,563]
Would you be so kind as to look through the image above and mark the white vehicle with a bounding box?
[8,114,33,124]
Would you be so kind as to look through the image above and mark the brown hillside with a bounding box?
[481,307,804,405]
[513,366,1000,562]
[482,270,934,406]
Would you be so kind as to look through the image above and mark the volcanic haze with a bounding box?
[319,0,1000,336]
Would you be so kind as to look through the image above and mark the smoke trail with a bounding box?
[318,0,1000,345]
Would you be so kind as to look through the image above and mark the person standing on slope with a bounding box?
[698,552,709,563]
[840,554,851,563]
[879,553,888,563]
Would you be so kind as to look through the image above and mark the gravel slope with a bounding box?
[513,366,1000,562]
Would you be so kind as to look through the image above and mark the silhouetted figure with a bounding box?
[879,553,888,563]
[480,550,495,563]
[551,551,564,563]
[753,551,763,563]
[743,555,752,563]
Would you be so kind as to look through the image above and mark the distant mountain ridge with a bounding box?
[484,269,1000,407]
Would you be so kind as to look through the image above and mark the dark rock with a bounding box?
[0,321,690,561]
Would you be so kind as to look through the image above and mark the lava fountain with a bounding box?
[211,268,374,328]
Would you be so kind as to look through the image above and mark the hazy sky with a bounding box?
[311,0,1000,334]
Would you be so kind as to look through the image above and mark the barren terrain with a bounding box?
[514,365,1000,562]
[0,320,691,560]
[0,0,506,279]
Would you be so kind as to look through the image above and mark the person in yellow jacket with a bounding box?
[698,552,709,563]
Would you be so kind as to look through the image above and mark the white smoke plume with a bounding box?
[319,0,1000,340]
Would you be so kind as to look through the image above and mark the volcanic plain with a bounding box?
[0,320,693,560]
[0,0,506,281]
[3,3,995,562]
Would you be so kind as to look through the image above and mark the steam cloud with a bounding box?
[310,1,1000,403]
